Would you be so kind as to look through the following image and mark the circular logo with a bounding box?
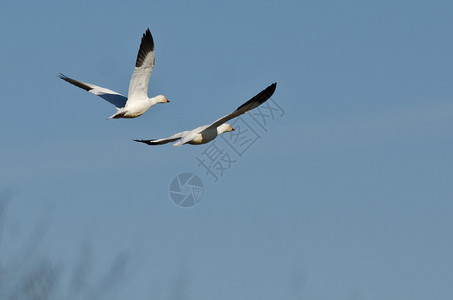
[169,173,204,208]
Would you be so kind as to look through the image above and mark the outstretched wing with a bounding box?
[127,29,155,104]
[204,82,277,131]
[134,131,188,146]
[59,73,127,108]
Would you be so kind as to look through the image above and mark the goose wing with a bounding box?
[203,83,277,132]
[127,29,156,104]
[59,73,127,108]
[134,131,188,146]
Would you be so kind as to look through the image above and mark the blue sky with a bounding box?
[1,0,453,299]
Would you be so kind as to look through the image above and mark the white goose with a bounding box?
[59,29,169,119]
[134,83,277,146]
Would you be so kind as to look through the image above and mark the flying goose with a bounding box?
[59,29,169,119]
[134,83,277,146]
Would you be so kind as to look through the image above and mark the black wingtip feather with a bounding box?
[59,73,93,92]
[134,139,155,145]
[236,82,277,111]
[135,28,155,68]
